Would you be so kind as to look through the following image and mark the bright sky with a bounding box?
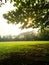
[0,1,34,36]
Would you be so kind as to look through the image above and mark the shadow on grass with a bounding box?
[0,44,49,65]
[0,52,49,65]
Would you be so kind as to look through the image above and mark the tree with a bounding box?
[3,0,49,31]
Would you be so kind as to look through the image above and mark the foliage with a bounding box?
[3,0,49,29]
[0,30,49,41]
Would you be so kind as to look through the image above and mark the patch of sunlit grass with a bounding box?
[0,41,49,60]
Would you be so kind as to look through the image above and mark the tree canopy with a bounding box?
[3,0,49,29]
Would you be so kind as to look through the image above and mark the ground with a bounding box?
[0,41,49,65]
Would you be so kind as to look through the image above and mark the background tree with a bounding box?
[3,0,49,31]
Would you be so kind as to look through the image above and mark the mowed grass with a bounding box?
[0,41,49,60]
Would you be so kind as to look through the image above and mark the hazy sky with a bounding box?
[0,1,33,36]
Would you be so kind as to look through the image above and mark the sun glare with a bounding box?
[0,1,39,37]
[27,18,32,27]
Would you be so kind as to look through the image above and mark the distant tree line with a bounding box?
[0,30,49,41]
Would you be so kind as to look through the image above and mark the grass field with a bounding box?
[0,41,49,65]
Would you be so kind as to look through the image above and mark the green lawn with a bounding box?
[0,41,49,65]
[0,41,49,53]
[0,41,49,59]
